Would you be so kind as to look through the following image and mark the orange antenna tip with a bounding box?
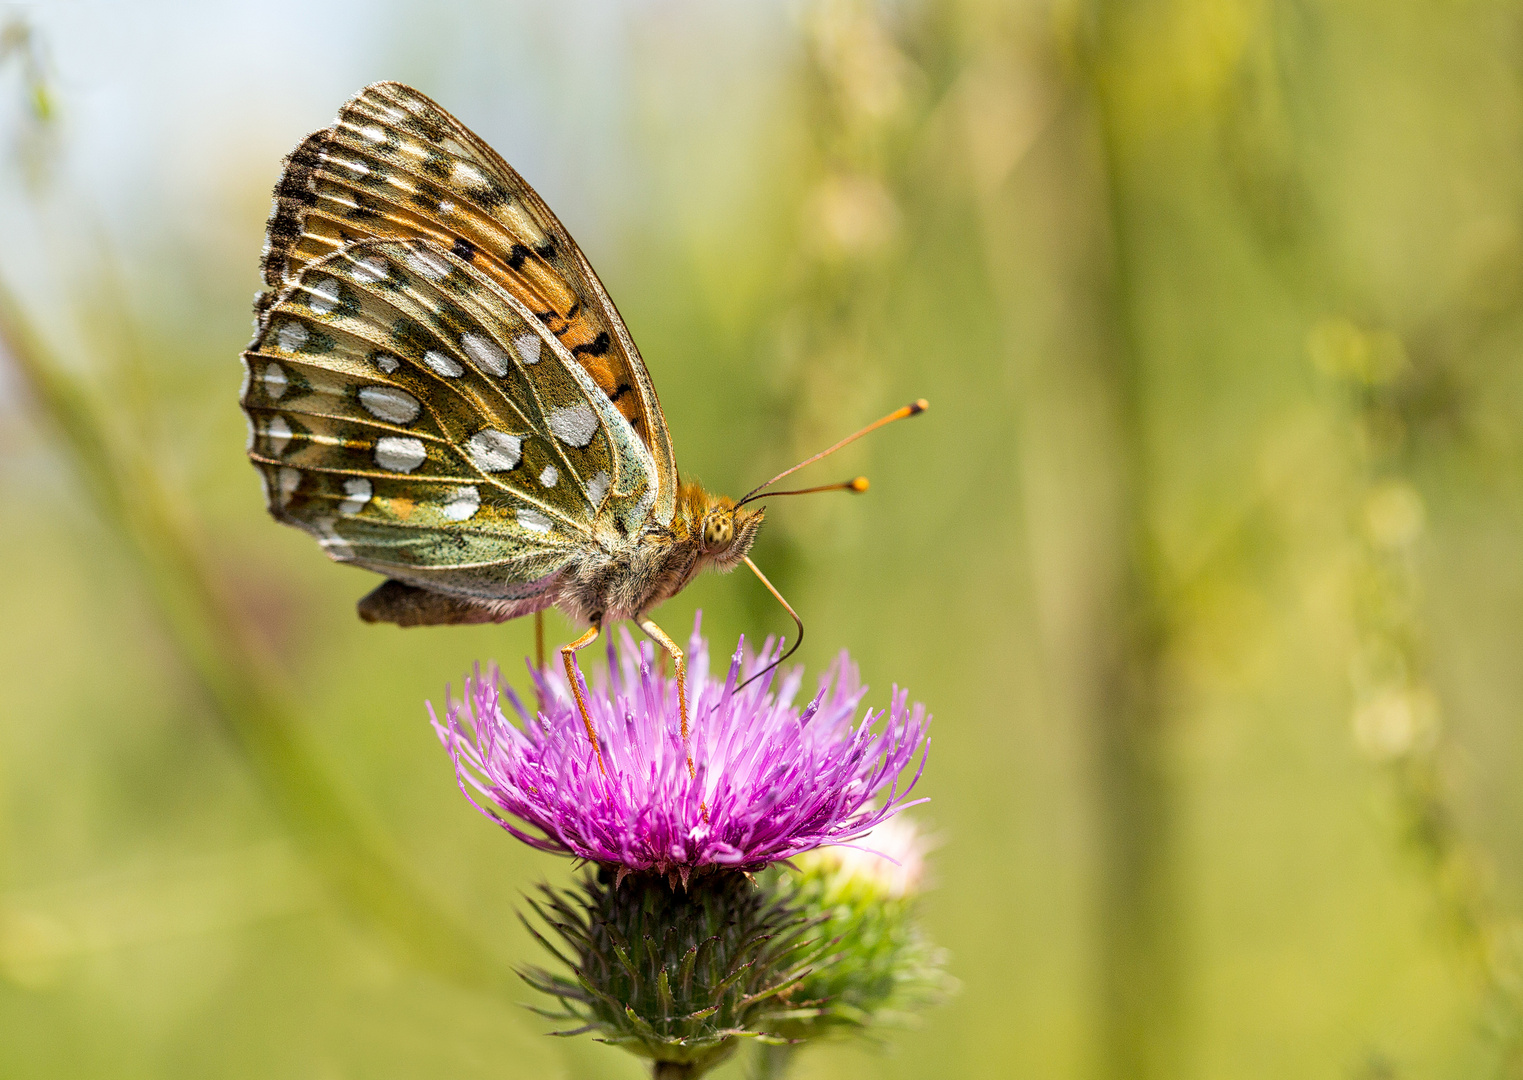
[736,395,930,506]
[849,476,870,492]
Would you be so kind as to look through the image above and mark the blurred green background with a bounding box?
[4,1,1523,1077]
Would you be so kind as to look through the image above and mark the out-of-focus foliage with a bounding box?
[5,1,1523,1078]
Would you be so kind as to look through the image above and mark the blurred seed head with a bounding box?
[1363,481,1425,552]
[1307,317,1409,387]
[1353,685,1440,761]
[955,54,1053,198]
[805,171,899,258]
[0,17,61,192]
[803,0,910,128]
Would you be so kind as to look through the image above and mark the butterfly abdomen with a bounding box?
[557,529,704,627]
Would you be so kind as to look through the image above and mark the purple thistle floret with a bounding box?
[429,616,930,875]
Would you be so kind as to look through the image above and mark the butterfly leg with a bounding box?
[533,610,547,716]
[637,615,693,779]
[561,620,605,775]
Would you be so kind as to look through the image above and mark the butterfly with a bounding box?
[239,82,924,775]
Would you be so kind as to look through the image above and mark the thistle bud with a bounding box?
[765,817,954,1043]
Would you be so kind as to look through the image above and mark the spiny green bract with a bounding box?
[520,869,827,1073]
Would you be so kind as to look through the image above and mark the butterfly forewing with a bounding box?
[256,81,676,525]
[242,235,656,600]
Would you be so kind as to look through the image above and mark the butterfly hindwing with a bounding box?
[241,237,657,601]
[256,81,677,526]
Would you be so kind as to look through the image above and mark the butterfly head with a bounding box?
[702,502,764,570]
[682,483,764,570]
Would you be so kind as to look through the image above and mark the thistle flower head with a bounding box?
[430,618,929,874]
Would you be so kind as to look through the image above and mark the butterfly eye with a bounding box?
[702,514,733,551]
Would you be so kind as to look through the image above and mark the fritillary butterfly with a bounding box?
[239,82,924,774]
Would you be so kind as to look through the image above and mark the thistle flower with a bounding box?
[429,618,929,875]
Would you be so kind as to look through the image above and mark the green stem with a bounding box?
[0,275,518,999]
[1077,15,1183,1080]
[653,1062,699,1080]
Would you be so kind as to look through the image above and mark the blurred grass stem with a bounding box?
[1081,11,1183,1080]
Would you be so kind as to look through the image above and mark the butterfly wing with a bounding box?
[256,80,678,526]
[240,237,659,604]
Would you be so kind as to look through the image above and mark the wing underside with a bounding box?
[256,81,677,524]
[241,237,656,601]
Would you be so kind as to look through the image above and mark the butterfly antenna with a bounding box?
[736,556,803,692]
[735,399,928,507]
[759,476,870,498]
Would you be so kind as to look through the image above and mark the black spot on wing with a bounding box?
[452,237,477,262]
[344,191,383,221]
[505,243,530,271]
[475,181,509,209]
[572,332,611,358]
[259,130,328,299]
[389,316,432,357]
[401,112,448,143]
[427,298,474,339]
[607,382,633,404]
[410,180,444,211]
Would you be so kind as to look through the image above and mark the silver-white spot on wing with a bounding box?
[423,349,464,378]
[353,256,388,285]
[375,436,427,473]
[438,200,455,215]
[313,517,353,559]
[373,353,400,374]
[460,333,510,376]
[586,469,611,508]
[441,485,481,522]
[339,157,370,178]
[405,247,450,281]
[467,429,522,472]
[512,333,541,366]
[452,161,485,186]
[277,467,301,507]
[547,404,598,448]
[276,321,308,352]
[339,477,372,516]
[359,124,386,143]
[358,385,421,424]
[263,362,289,400]
[539,464,558,488]
[266,415,292,457]
[516,507,553,534]
[308,276,341,315]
